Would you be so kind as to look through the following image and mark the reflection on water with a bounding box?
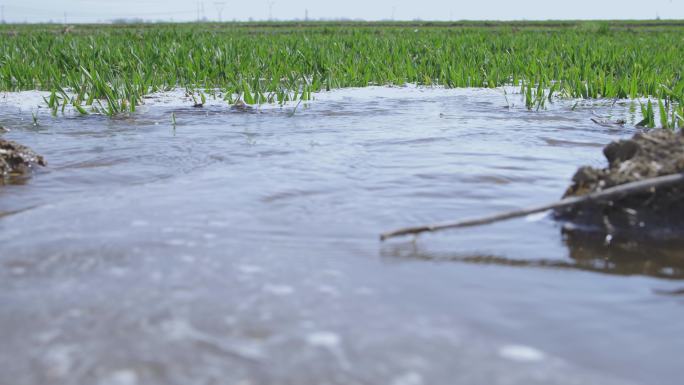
[654,287,684,296]
[1,87,683,385]
[381,231,684,280]
[0,174,30,186]
[563,230,684,279]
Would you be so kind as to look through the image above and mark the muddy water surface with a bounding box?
[0,87,682,385]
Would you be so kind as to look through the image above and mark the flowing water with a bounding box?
[0,87,682,385]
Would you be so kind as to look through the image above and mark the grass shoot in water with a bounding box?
[0,21,682,127]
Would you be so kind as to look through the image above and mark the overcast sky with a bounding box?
[1,0,683,23]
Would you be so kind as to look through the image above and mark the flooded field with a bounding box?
[0,87,682,385]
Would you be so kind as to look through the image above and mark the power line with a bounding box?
[1,5,195,18]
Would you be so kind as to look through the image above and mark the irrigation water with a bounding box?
[1,86,682,385]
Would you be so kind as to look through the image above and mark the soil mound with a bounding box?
[0,138,46,179]
[555,129,684,239]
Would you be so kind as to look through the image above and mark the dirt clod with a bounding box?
[556,129,684,239]
[0,138,46,179]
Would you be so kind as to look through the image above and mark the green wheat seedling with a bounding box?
[0,21,681,127]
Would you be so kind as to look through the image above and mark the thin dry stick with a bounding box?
[380,172,684,241]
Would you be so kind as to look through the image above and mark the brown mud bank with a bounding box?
[0,138,46,182]
[556,129,684,240]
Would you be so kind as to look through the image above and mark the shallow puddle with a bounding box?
[0,87,682,385]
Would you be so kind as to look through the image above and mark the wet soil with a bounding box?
[0,138,46,180]
[556,129,684,239]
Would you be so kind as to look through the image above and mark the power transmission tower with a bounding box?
[214,2,226,22]
[1,5,5,24]
[268,1,275,21]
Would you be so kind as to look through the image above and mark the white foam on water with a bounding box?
[306,331,342,349]
[391,372,424,385]
[263,284,295,296]
[99,370,138,385]
[498,344,547,363]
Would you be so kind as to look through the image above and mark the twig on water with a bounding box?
[590,117,625,128]
[380,172,684,241]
